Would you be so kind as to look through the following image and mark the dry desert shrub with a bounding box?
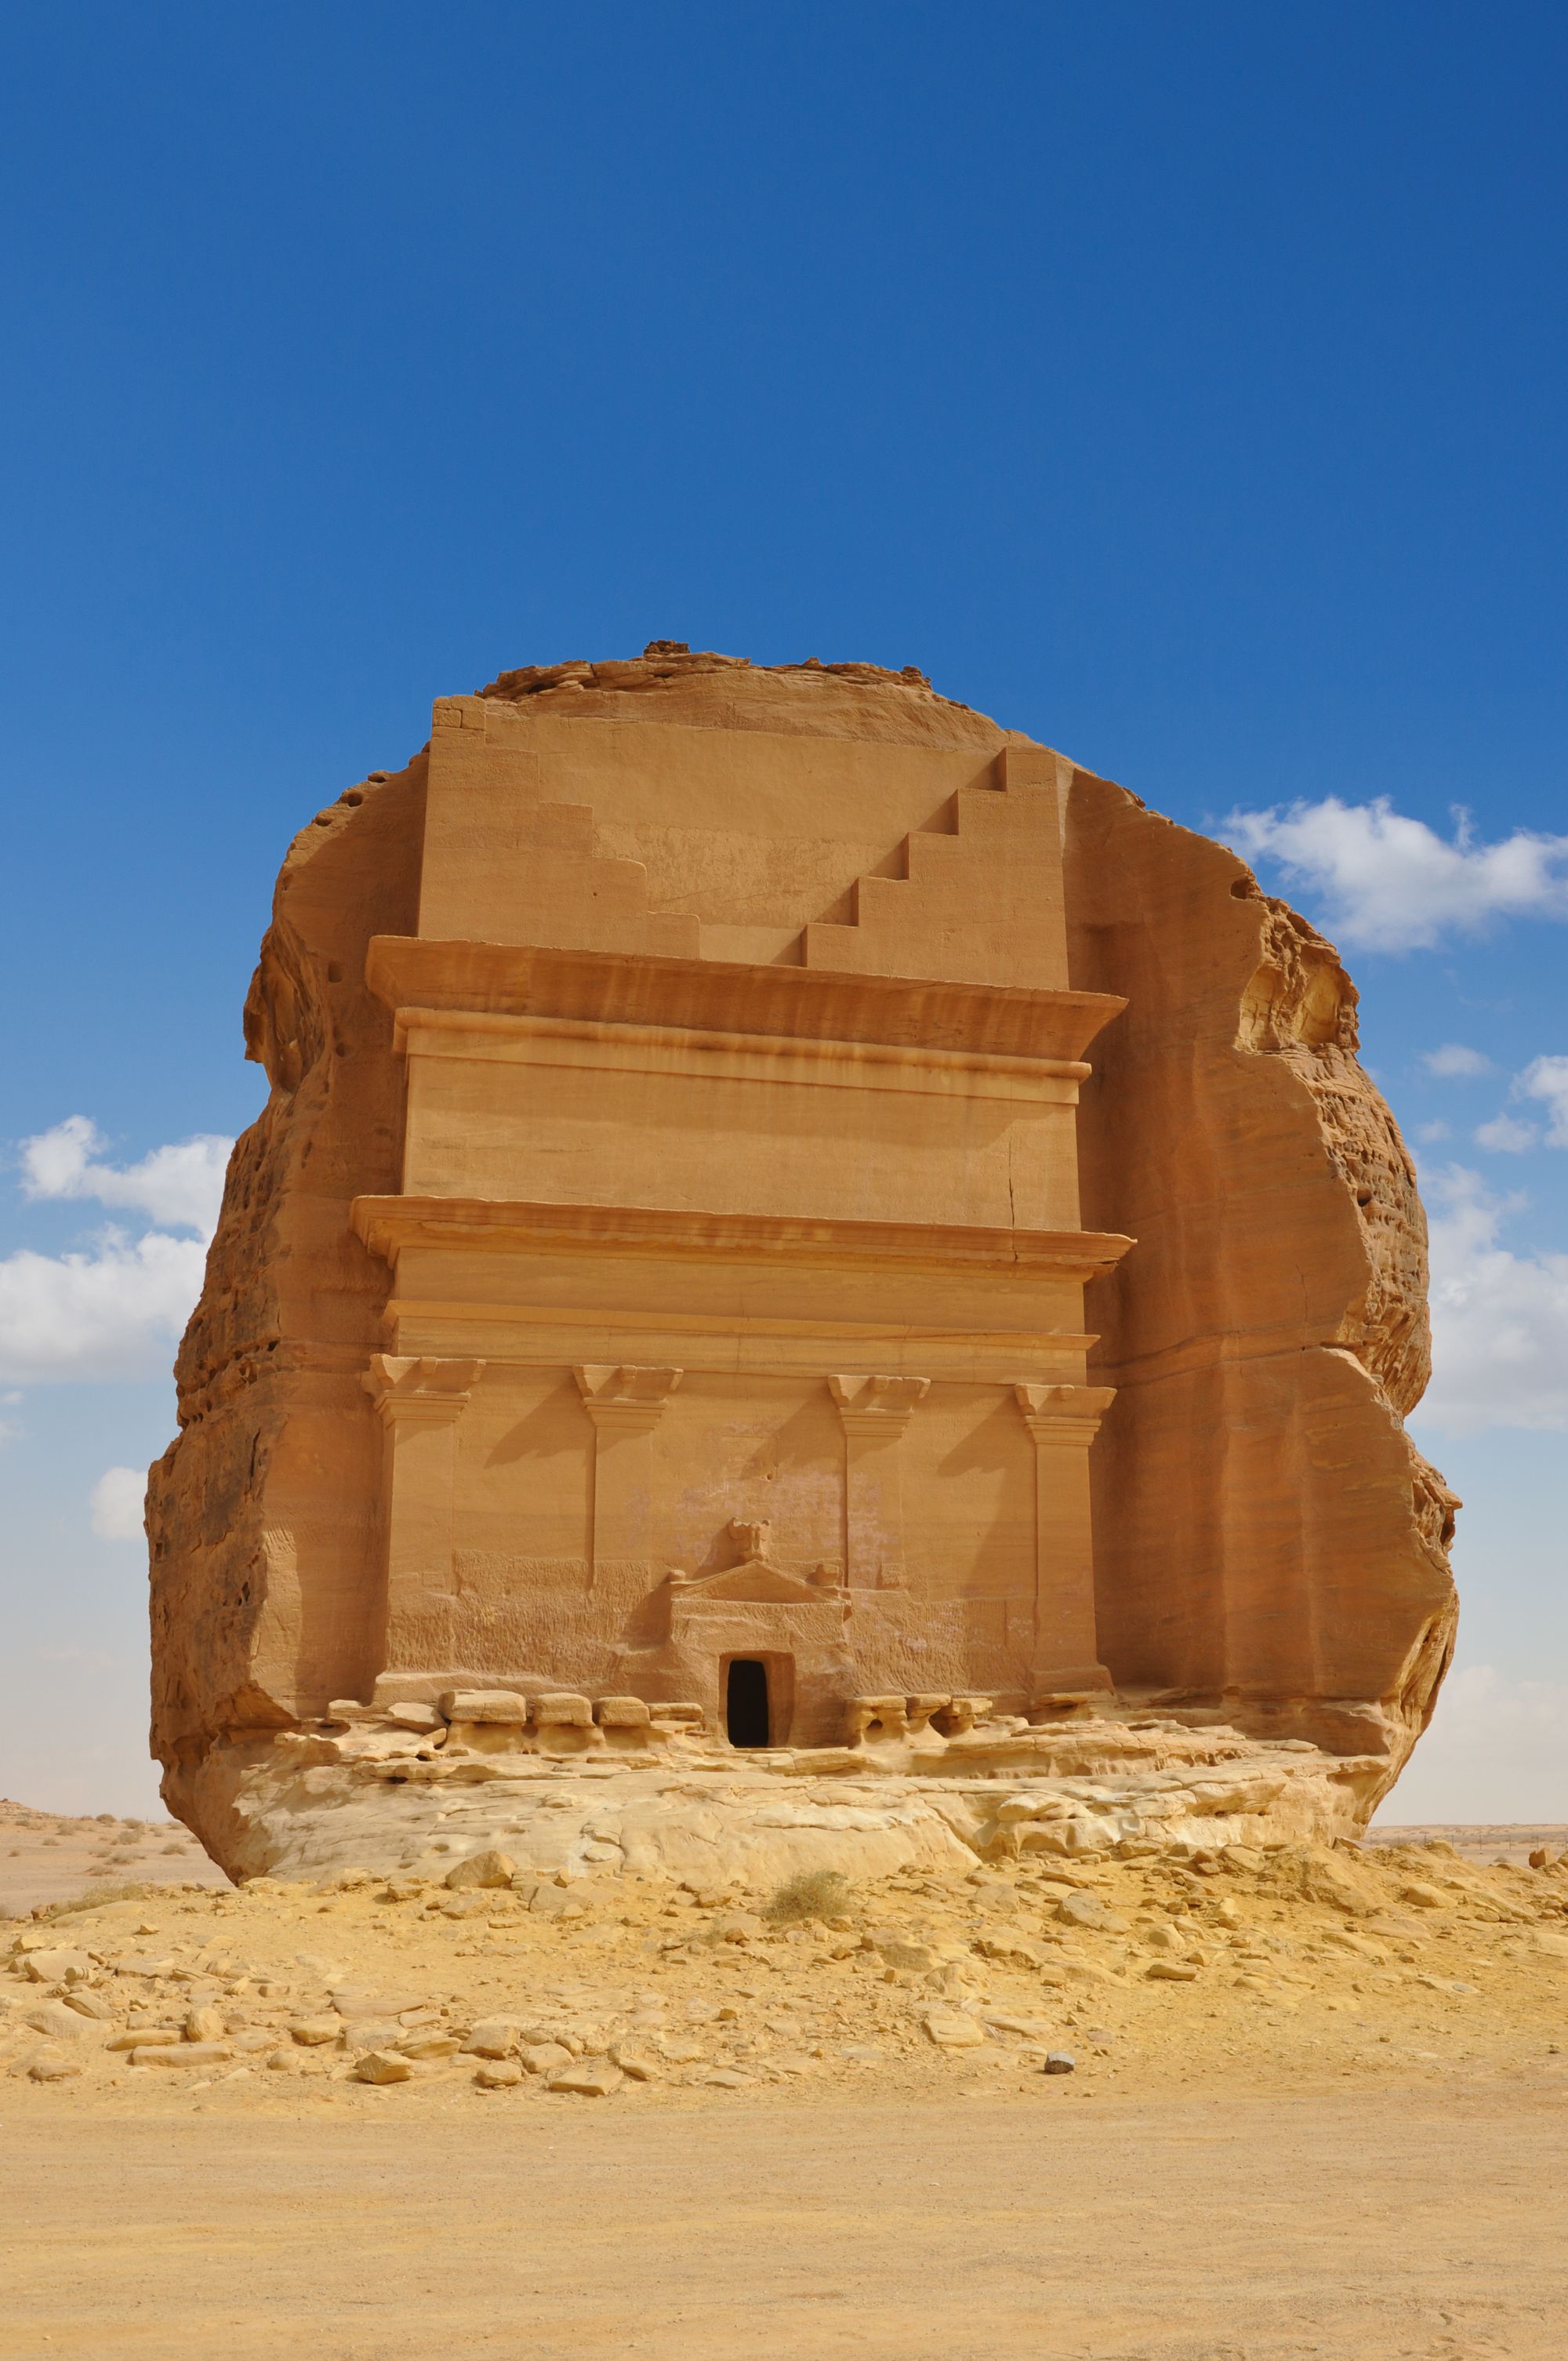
[35,1883,151,1919]
[765,1868,854,1927]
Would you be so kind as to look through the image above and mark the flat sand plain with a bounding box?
[4,1814,1566,2359]
[0,1797,225,1916]
[5,2080,1565,2361]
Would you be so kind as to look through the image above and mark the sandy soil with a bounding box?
[0,1798,227,1916]
[3,2081,1564,2360]
[1369,1822,1568,1869]
[5,1822,1567,2356]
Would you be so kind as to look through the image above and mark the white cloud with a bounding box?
[1415,1120,1450,1142]
[1422,1043,1493,1079]
[1414,1166,1568,1433]
[0,1117,233,1384]
[20,1116,230,1237]
[1474,1113,1538,1153]
[1517,1055,1568,1147]
[0,1226,209,1383]
[1377,1665,1568,1824]
[1224,796,1568,952]
[90,1465,147,1542]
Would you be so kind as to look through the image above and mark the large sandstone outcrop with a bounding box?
[1066,786,1457,1763]
[147,648,1455,1876]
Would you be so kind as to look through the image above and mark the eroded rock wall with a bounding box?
[1064,770,1457,1788]
[147,760,426,1803]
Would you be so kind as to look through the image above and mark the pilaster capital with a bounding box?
[363,1353,485,1428]
[829,1373,931,1433]
[1013,1381,1116,1444]
[575,1364,683,1433]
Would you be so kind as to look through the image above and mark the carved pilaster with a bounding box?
[362,1354,484,1667]
[1014,1381,1116,1695]
[574,1364,682,1587]
[829,1374,929,1589]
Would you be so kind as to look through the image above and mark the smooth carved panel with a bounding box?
[395,1023,1085,1231]
[652,1375,845,1587]
[419,717,699,956]
[830,1372,930,1592]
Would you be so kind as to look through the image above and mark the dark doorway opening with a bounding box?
[725,1658,771,1748]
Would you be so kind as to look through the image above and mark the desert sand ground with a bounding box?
[4,1808,1566,2359]
[0,1797,227,1916]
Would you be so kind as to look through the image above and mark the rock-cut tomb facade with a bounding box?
[148,649,1459,1878]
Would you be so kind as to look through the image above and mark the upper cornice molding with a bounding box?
[365,935,1124,1066]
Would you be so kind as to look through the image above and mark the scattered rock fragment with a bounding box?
[22,1949,93,1985]
[974,1931,1048,1968]
[61,1989,115,2021]
[1055,1893,1116,1931]
[547,2061,623,2097]
[923,2010,986,2049]
[24,2002,93,2043]
[462,2019,524,2059]
[474,2061,523,2087]
[520,2042,573,2076]
[396,2030,461,2059]
[445,1850,517,1891]
[354,2050,415,2084]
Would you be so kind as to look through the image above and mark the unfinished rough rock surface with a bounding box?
[147,647,1457,1880]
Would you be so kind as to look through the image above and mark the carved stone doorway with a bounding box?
[725,1657,772,1747]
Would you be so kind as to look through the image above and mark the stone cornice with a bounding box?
[365,933,1125,1065]
[350,1194,1134,1279]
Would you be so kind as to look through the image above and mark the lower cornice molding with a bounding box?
[350,1193,1134,1278]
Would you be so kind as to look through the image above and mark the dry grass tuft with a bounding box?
[765,1868,855,1926]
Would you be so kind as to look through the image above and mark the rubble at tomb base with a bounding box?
[148,648,1457,1882]
[7,1827,1568,2119]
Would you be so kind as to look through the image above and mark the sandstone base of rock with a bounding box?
[165,1707,1380,1888]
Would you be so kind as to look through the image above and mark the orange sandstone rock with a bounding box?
[147,649,1454,1872]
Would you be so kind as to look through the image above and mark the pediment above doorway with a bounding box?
[666,1518,841,1606]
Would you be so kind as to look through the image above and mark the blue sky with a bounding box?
[2,2,1565,1817]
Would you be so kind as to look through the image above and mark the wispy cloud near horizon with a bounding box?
[1415,1164,1568,1434]
[0,1118,234,1385]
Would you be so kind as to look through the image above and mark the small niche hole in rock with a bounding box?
[726,1658,771,1748]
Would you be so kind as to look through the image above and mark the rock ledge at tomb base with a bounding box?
[180,1705,1377,1888]
[148,650,1457,1880]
